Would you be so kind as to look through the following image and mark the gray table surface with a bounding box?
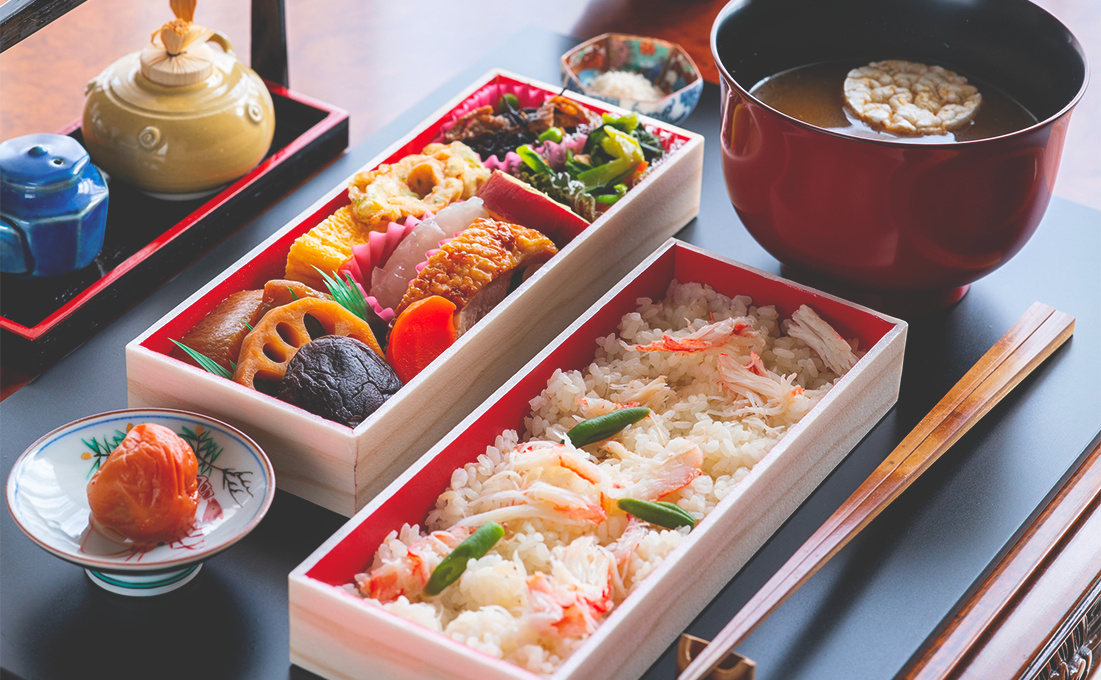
[3,27,1100,680]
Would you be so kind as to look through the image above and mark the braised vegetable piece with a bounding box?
[175,289,266,371]
[616,498,697,530]
[171,340,233,379]
[278,336,402,428]
[386,296,458,383]
[567,406,651,447]
[234,298,382,393]
[424,521,505,596]
[262,279,328,309]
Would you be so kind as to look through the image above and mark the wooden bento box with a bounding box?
[126,70,704,516]
[288,239,908,680]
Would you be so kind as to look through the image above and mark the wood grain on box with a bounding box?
[288,240,907,680]
[126,70,704,516]
[902,434,1101,680]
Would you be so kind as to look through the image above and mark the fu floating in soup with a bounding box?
[751,59,1036,143]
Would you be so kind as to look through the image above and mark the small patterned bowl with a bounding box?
[5,408,275,596]
[561,33,704,126]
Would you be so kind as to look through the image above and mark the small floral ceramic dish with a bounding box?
[6,408,274,596]
[561,33,703,125]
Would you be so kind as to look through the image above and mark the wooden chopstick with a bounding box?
[678,303,1075,680]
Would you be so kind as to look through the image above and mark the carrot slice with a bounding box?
[385,296,457,383]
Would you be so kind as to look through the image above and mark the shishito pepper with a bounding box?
[616,498,697,530]
[568,406,651,447]
[424,521,505,595]
[385,296,457,384]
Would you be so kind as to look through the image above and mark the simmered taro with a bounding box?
[277,336,402,427]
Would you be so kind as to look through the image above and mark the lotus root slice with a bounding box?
[233,298,382,392]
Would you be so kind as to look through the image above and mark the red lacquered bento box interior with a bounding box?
[305,243,897,586]
[140,74,692,362]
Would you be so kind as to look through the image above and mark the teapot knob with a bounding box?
[247,102,264,124]
[138,126,162,150]
[85,79,96,96]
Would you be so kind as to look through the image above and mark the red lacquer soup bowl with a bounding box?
[711,0,1088,315]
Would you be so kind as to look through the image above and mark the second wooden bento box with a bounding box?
[288,239,907,680]
[126,69,704,516]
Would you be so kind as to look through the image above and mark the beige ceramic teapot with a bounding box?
[82,0,275,199]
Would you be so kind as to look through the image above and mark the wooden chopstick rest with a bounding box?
[678,303,1075,680]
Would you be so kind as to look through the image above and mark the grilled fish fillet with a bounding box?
[395,218,557,318]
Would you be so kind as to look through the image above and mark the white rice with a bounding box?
[348,280,860,675]
[587,71,666,101]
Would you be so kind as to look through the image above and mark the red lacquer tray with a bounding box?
[0,82,348,371]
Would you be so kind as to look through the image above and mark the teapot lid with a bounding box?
[0,133,89,189]
[139,0,216,86]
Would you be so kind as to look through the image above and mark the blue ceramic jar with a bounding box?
[0,133,109,277]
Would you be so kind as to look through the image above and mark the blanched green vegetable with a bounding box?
[594,183,628,205]
[602,111,640,133]
[577,157,638,190]
[424,521,505,596]
[516,144,553,174]
[568,407,651,447]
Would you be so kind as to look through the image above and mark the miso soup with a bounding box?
[750,60,1037,143]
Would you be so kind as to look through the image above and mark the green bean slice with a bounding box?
[496,93,520,113]
[616,498,697,530]
[424,521,505,596]
[567,407,651,448]
[538,127,565,143]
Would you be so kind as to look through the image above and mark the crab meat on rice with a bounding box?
[349,281,863,676]
[629,316,764,354]
[786,305,860,375]
[356,525,470,602]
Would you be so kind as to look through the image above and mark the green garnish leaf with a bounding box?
[287,286,298,301]
[616,498,696,530]
[425,521,505,596]
[244,321,253,331]
[312,266,390,349]
[315,266,370,320]
[171,340,233,379]
[568,406,651,447]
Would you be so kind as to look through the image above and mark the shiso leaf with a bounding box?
[171,340,233,379]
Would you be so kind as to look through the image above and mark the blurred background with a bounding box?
[1,0,1096,206]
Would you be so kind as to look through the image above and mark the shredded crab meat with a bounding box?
[349,283,865,676]
[717,352,806,418]
[355,526,469,601]
[628,316,763,354]
[786,305,859,375]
